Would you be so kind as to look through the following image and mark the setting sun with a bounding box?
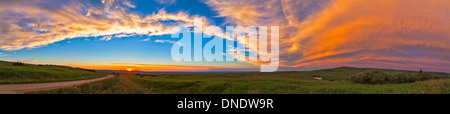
[126,68,133,72]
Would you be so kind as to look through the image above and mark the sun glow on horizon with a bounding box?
[126,68,133,72]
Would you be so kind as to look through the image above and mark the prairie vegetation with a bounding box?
[35,67,450,94]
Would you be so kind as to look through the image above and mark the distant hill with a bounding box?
[0,61,103,84]
[314,66,448,75]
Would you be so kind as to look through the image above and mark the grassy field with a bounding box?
[0,61,104,84]
[34,67,450,94]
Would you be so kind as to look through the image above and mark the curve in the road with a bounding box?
[0,75,114,94]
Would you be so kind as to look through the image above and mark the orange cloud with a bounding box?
[289,0,450,69]
[205,0,288,26]
[206,0,450,72]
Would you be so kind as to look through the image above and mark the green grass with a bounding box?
[34,67,450,94]
[0,61,104,84]
[31,75,151,94]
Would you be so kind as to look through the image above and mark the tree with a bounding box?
[419,68,423,75]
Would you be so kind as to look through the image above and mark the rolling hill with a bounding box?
[0,61,103,84]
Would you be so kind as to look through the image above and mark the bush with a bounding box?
[351,71,448,84]
[371,73,388,84]
[349,70,390,84]
[390,72,418,83]
[420,72,440,80]
[12,62,24,66]
[408,74,421,82]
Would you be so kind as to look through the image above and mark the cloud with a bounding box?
[154,39,180,45]
[11,59,38,63]
[205,0,285,26]
[154,39,165,43]
[0,53,8,57]
[154,0,177,5]
[22,60,39,63]
[205,0,450,72]
[100,36,113,41]
[287,0,450,70]
[140,38,150,41]
[122,0,136,8]
[204,0,329,66]
[0,0,206,51]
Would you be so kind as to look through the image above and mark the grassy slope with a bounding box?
[35,67,450,94]
[0,61,103,84]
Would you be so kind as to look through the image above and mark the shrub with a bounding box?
[408,74,421,82]
[390,72,416,83]
[350,70,450,84]
[12,62,24,66]
[371,73,388,84]
[349,70,390,84]
[420,72,440,80]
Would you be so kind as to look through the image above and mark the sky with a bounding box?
[0,0,449,72]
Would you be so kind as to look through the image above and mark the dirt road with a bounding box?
[0,75,114,94]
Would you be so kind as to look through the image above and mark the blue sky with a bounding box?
[0,0,253,71]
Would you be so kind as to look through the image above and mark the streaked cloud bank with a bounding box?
[206,0,450,72]
[0,0,206,50]
[0,0,449,72]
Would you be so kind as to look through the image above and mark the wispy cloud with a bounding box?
[0,0,206,50]
[140,38,151,41]
[154,39,181,45]
[0,53,8,57]
[100,36,113,41]
[154,0,177,5]
[10,59,38,63]
[205,0,450,71]
[22,60,39,63]
[122,0,136,8]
